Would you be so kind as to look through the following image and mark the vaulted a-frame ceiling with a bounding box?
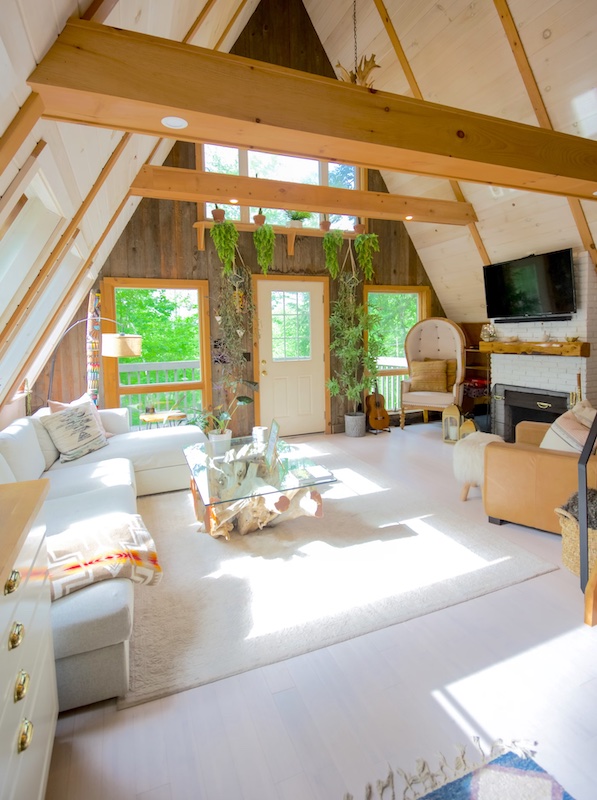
[1,0,597,408]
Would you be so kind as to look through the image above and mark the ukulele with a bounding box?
[365,383,390,430]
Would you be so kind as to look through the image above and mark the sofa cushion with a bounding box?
[0,453,16,484]
[572,399,597,429]
[30,409,62,468]
[409,359,447,392]
[0,418,46,481]
[40,402,108,462]
[44,457,136,500]
[47,512,162,600]
[539,409,596,453]
[51,578,134,659]
[43,484,137,538]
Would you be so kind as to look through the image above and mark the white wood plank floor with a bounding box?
[45,422,597,800]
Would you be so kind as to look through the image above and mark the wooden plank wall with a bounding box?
[38,0,443,430]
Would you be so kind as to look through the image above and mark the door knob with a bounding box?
[261,369,268,376]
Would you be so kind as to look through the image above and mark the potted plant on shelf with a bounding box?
[285,210,312,227]
[253,221,275,274]
[320,213,331,232]
[253,207,266,226]
[210,218,239,275]
[354,231,379,281]
[211,203,225,222]
[322,229,344,279]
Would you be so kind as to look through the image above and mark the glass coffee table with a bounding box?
[184,436,336,539]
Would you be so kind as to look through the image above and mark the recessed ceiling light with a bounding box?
[229,198,239,204]
[405,215,413,220]
[161,116,189,130]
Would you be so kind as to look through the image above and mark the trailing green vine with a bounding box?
[354,232,379,281]
[210,219,239,275]
[253,223,275,274]
[322,229,344,279]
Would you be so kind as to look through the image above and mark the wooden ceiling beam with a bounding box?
[27,20,597,201]
[494,0,597,266]
[131,166,477,226]
[0,92,44,177]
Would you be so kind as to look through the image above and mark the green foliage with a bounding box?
[199,393,254,433]
[326,274,380,415]
[367,292,418,360]
[322,230,344,279]
[253,223,275,274]
[114,288,199,364]
[209,219,239,274]
[285,210,313,221]
[354,233,380,281]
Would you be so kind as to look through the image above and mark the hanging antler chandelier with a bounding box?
[336,0,380,88]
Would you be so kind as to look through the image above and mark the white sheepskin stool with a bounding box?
[453,431,504,501]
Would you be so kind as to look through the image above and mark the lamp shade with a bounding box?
[101,333,142,358]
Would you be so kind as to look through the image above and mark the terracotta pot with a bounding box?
[253,213,266,226]
[320,220,331,231]
[353,223,366,234]
[212,207,225,222]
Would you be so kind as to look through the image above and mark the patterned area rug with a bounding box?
[345,740,576,800]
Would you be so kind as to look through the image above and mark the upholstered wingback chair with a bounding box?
[400,318,466,429]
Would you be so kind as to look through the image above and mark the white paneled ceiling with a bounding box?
[1,0,597,403]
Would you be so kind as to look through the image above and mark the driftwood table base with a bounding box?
[191,481,323,539]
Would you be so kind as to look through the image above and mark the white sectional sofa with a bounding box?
[0,405,206,711]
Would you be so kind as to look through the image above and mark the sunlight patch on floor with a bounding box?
[207,513,511,639]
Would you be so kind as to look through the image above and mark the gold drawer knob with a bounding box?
[8,621,24,650]
[4,569,21,595]
[17,719,33,753]
[14,670,30,702]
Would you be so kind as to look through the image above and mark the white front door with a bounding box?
[256,278,327,436]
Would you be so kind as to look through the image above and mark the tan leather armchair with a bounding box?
[483,420,597,534]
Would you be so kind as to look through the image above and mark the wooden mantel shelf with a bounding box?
[479,340,590,357]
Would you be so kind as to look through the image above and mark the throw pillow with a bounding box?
[572,399,597,429]
[47,512,162,600]
[539,409,597,453]
[409,360,447,392]
[49,392,113,438]
[40,402,108,462]
[425,357,457,390]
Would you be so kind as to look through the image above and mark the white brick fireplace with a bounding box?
[488,250,597,435]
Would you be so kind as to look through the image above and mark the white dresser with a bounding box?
[0,481,58,800]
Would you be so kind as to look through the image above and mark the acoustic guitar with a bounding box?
[365,383,390,431]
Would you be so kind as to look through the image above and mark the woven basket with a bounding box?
[555,507,597,575]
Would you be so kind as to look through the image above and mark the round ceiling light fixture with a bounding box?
[405,215,413,220]
[161,116,189,130]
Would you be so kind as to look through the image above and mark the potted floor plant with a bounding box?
[210,218,238,275]
[326,247,381,437]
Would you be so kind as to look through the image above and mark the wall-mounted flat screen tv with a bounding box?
[483,247,576,322]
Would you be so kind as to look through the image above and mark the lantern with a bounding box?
[442,404,462,443]
[459,417,477,439]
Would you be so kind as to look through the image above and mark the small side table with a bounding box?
[139,410,187,428]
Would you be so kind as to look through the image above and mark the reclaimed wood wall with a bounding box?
[40,0,443,429]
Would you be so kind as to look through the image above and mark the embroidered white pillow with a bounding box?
[40,402,108,462]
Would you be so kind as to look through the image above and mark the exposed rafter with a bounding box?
[27,20,597,201]
[373,0,490,265]
[131,166,477,226]
[494,0,597,266]
[0,92,44,176]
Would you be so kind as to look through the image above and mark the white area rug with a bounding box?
[120,442,557,709]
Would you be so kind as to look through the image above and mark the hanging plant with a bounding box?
[354,232,379,281]
[210,219,238,275]
[253,222,275,274]
[322,229,344,279]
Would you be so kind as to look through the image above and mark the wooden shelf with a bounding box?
[479,340,590,357]
[193,220,360,256]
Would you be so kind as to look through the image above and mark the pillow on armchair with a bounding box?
[409,360,447,392]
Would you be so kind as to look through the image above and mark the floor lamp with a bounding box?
[47,317,142,403]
